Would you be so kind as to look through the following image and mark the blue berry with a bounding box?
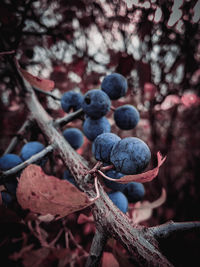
[110,137,151,175]
[123,182,145,203]
[0,154,22,171]
[81,89,111,119]
[92,133,121,163]
[1,191,13,206]
[63,128,84,150]
[0,154,23,195]
[103,170,127,191]
[61,90,83,113]
[83,117,111,141]
[20,141,47,166]
[63,169,77,186]
[108,191,128,213]
[101,73,128,100]
[114,105,140,130]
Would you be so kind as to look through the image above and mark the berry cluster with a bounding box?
[60,73,150,213]
[1,73,150,214]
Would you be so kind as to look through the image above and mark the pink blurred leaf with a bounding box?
[130,188,167,224]
[17,165,97,219]
[16,60,54,91]
[144,82,157,100]
[102,252,119,267]
[98,152,166,184]
[181,92,200,108]
[160,95,180,110]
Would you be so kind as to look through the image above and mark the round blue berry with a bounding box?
[114,105,140,130]
[1,191,13,206]
[110,137,151,175]
[61,90,83,113]
[0,154,23,171]
[83,117,111,141]
[63,128,84,150]
[92,133,121,163]
[101,73,128,100]
[103,170,127,191]
[20,141,47,166]
[0,154,23,195]
[108,191,128,213]
[81,89,111,119]
[123,182,145,203]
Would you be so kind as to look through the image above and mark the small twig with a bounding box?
[88,161,103,175]
[99,164,114,172]
[0,50,15,56]
[53,108,84,128]
[151,220,200,240]
[3,118,33,155]
[0,145,54,183]
[85,228,108,267]
[33,87,61,101]
[110,105,116,111]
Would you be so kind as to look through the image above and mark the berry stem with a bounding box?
[100,164,114,172]
[110,105,116,111]
[33,87,61,101]
[53,108,84,128]
[88,161,103,175]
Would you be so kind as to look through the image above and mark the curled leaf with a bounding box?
[17,165,97,219]
[98,152,166,184]
[130,188,167,224]
[16,60,54,91]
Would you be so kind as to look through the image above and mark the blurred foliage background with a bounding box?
[0,1,200,263]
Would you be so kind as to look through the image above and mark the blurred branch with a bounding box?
[85,228,108,267]
[3,118,33,155]
[151,221,200,240]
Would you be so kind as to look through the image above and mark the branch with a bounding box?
[150,221,200,240]
[85,228,108,267]
[3,118,33,155]
[10,58,174,267]
[0,145,54,183]
[53,108,84,128]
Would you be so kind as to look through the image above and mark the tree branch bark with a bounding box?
[85,228,108,267]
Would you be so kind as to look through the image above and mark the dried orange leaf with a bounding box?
[16,59,54,91]
[131,188,166,224]
[98,152,166,184]
[17,165,97,218]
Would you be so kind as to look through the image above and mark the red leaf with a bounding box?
[98,152,166,184]
[102,252,119,267]
[181,92,200,108]
[17,165,97,219]
[16,60,54,91]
